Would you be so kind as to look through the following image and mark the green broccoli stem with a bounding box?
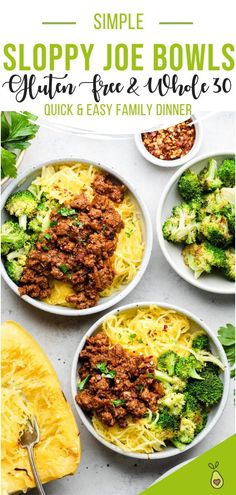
[208,159,218,180]
[154,369,174,384]
[19,214,27,231]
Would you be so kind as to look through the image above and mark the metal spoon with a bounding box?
[19,417,46,495]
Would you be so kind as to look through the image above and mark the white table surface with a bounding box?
[1,111,235,495]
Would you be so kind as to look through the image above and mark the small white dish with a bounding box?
[157,152,235,294]
[134,114,202,167]
[71,301,230,460]
[1,159,153,316]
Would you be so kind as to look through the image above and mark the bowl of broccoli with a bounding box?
[157,153,235,294]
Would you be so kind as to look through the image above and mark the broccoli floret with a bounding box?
[186,370,223,407]
[174,417,196,445]
[5,238,35,283]
[183,392,208,434]
[5,190,37,230]
[28,206,51,233]
[1,221,26,255]
[199,159,222,192]
[5,259,25,283]
[178,170,202,202]
[175,356,204,380]
[156,411,179,431]
[192,350,224,371]
[217,159,235,187]
[162,203,199,244]
[182,242,226,279]
[157,352,178,377]
[222,248,235,281]
[219,204,235,236]
[154,369,186,392]
[192,333,209,350]
[158,392,186,416]
[200,214,233,247]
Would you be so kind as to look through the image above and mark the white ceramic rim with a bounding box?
[71,301,230,460]
[156,151,235,294]
[1,158,153,316]
[134,114,202,168]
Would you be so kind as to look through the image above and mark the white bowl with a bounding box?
[157,152,235,294]
[1,159,153,316]
[71,301,230,460]
[134,114,202,167]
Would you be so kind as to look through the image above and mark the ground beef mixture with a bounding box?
[19,173,126,309]
[76,332,164,428]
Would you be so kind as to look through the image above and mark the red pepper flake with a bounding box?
[142,119,196,160]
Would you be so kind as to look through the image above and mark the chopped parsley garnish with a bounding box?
[125,229,133,238]
[112,399,126,407]
[77,374,91,391]
[97,362,109,374]
[104,370,116,379]
[38,203,47,211]
[128,333,137,340]
[44,233,52,240]
[59,264,70,274]
[50,221,57,227]
[73,221,84,228]
[59,207,76,217]
[42,245,49,251]
[137,384,144,393]
[96,362,116,379]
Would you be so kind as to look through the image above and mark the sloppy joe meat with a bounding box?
[76,332,164,428]
[19,173,126,309]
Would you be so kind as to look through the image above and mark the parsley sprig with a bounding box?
[1,112,39,179]
[218,323,235,378]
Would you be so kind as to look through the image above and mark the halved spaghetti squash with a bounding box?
[1,321,81,494]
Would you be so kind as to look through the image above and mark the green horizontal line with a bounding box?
[159,22,193,25]
[42,22,77,25]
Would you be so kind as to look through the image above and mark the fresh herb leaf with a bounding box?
[128,333,136,340]
[77,374,91,391]
[96,362,116,379]
[1,111,39,179]
[59,207,76,217]
[218,323,235,378]
[137,384,144,393]
[1,147,17,178]
[73,220,84,228]
[125,229,133,238]
[97,362,109,374]
[218,324,235,346]
[2,111,39,146]
[59,264,70,274]
[112,399,126,407]
[38,203,48,211]
[44,233,52,240]
[104,370,116,379]
[50,221,57,227]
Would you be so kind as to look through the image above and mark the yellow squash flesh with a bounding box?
[1,320,81,494]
